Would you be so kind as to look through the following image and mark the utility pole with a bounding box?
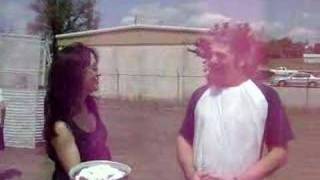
[134,15,138,25]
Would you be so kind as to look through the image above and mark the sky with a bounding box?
[1,0,320,43]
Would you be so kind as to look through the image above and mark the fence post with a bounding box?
[177,70,181,104]
[306,86,309,110]
[116,68,120,99]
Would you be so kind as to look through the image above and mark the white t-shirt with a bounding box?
[180,79,294,179]
[194,80,269,178]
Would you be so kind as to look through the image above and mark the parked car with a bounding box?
[269,66,299,76]
[271,72,320,87]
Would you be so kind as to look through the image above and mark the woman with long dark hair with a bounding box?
[44,43,111,179]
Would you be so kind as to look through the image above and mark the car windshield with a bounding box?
[292,73,310,78]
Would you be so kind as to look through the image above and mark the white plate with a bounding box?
[69,160,131,180]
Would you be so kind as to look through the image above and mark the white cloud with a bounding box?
[302,12,311,19]
[120,2,231,27]
[251,21,284,31]
[119,1,291,40]
[120,1,315,42]
[186,13,231,27]
[121,2,181,25]
[284,27,319,43]
[179,1,210,15]
[288,27,319,39]
[120,16,135,25]
[250,21,286,38]
[0,0,35,33]
[119,0,295,41]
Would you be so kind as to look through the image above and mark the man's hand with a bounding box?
[191,171,223,180]
[236,146,289,180]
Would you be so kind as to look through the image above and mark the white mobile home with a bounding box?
[0,33,49,148]
[303,53,320,64]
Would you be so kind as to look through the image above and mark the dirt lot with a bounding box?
[0,100,319,180]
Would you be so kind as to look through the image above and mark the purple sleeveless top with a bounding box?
[49,98,111,180]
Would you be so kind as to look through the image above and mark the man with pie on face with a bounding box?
[177,23,294,180]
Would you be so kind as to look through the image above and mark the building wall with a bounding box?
[275,87,320,109]
[72,42,320,108]
[94,45,205,102]
[57,27,320,108]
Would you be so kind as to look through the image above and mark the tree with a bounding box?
[314,43,320,54]
[27,0,100,59]
[266,37,306,58]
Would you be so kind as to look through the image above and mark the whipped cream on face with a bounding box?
[75,164,125,180]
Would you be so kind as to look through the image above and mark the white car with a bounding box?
[269,66,299,76]
[271,72,320,87]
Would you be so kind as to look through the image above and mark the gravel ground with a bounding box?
[0,100,319,180]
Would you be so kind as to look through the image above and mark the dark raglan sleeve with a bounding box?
[179,86,208,145]
[262,85,294,149]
